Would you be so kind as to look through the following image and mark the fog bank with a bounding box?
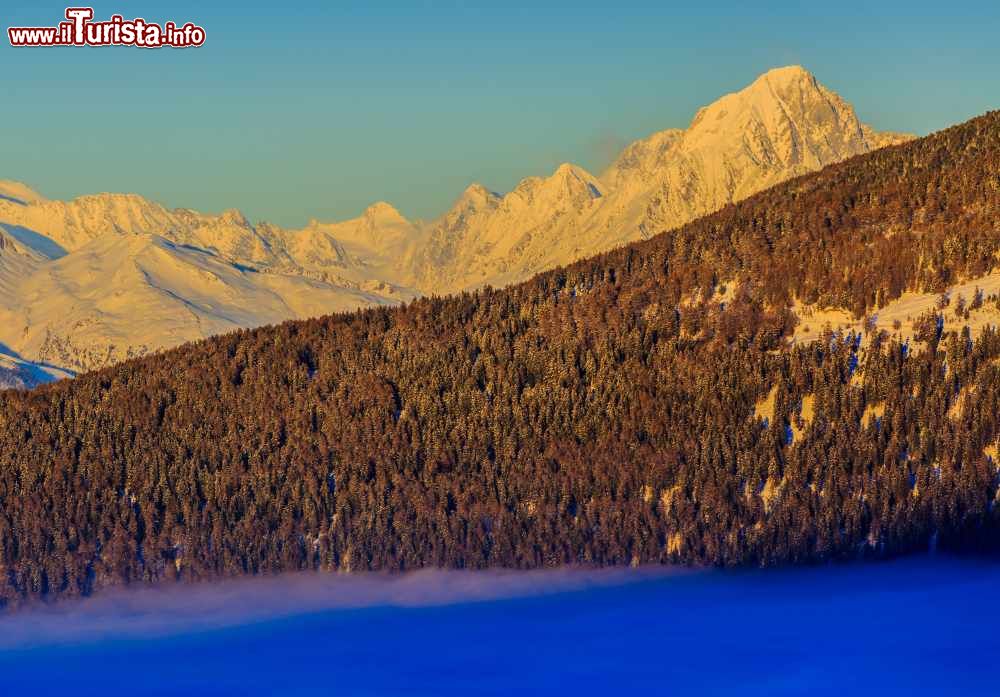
[0,565,684,649]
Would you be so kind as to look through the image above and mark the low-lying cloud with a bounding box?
[0,565,688,650]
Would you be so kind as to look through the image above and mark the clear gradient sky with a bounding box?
[4,1,999,226]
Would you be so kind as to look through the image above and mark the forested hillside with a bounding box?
[1,112,999,608]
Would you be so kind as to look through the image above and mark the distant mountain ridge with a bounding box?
[406,65,912,292]
[0,66,911,383]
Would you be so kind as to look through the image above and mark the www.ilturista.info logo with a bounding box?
[8,7,206,48]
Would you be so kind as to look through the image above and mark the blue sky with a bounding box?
[4,1,999,226]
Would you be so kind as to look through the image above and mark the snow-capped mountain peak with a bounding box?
[363,201,408,222]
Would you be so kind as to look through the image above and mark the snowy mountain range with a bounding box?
[0,66,910,387]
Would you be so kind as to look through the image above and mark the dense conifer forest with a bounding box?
[2,112,1000,608]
